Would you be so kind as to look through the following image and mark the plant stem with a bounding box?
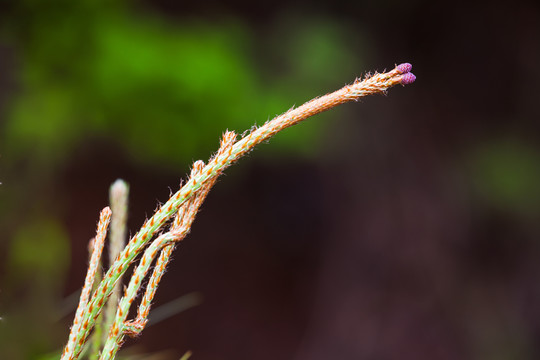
[60,63,415,360]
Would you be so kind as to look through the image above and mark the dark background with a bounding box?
[1,0,540,359]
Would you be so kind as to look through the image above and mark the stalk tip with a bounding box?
[401,72,416,85]
[396,63,413,74]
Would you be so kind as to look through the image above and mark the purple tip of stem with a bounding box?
[396,63,413,74]
[401,72,416,85]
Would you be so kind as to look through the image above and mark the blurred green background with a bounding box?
[1,0,540,359]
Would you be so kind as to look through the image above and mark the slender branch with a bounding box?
[100,133,236,360]
[62,207,111,359]
[104,180,129,333]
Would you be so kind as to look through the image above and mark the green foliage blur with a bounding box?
[0,1,358,359]
[470,138,540,215]
[1,1,358,169]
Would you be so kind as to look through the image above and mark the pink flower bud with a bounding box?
[401,72,416,85]
[396,63,413,74]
